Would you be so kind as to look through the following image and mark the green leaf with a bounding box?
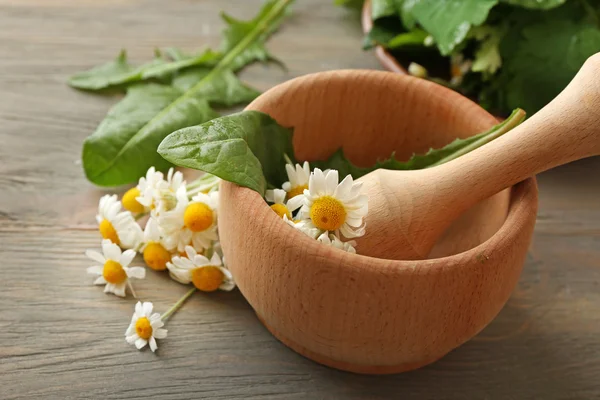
[397,0,418,29]
[410,0,498,55]
[372,0,397,19]
[82,84,219,185]
[501,0,566,9]
[363,17,402,49]
[140,48,221,80]
[81,0,293,186]
[220,0,293,71]
[313,108,525,178]
[172,68,260,106]
[68,48,220,91]
[158,111,295,195]
[388,28,428,48]
[500,19,600,113]
[471,26,504,76]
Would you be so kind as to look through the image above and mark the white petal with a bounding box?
[93,276,107,285]
[142,302,153,317]
[334,175,353,199]
[265,189,276,203]
[210,252,222,267]
[184,245,197,260]
[87,265,103,275]
[150,313,162,324]
[309,169,325,196]
[149,337,158,352]
[102,239,121,261]
[104,283,115,294]
[168,270,191,285]
[135,338,147,350]
[126,334,139,344]
[324,169,339,194]
[125,323,136,337]
[120,249,136,268]
[135,301,143,317]
[219,281,236,291]
[126,267,146,280]
[285,164,297,186]
[282,182,292,191]
[153,328,168,339]
[286,195,305,212]
[85,249,105,264]
[113,282,127,297]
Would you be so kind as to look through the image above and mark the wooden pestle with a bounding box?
[355,54,600,260]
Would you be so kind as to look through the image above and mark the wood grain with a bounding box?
[0,0,599,398]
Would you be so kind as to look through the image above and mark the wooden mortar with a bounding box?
[218,70,538,374]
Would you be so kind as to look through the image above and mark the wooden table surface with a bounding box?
[1,1,600,399]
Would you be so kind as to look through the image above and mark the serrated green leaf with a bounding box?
[68,50,153,91]
[81,0,293,186]
[500,19,600,113]
[410,0,498,55]
[158,111,295,195]
[82,84,219,185]
[501,0,566,9]
[140,49,221,80]
[68,48,220,91]
[220,0,292,71]
[313,108,524,177]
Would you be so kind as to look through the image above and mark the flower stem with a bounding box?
[161,287,197,322]
[283,153,293,165]
[127,281,138,299]
[427,108,526,168]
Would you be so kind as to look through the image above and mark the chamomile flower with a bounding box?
[96,194,143,249]
[133,167,186,215]
[317,232,357,254]
[167,246,235,292]
[86,239,146,297]
[282,214,322,239]
[282,161,311,199]
[159,187,218,252]
[125,301,167,352]
[298,168,368,238]
[122,167,163,214]
[450,53,472,86]
[141,218,172,271]
[265,189,303,220]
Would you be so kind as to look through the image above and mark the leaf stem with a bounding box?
[427,108,526,168]
[161,287,197,322]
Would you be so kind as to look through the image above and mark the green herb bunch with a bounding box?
[69,0,294,187]
[357,0,600,115]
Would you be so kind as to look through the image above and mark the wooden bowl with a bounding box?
[218,70,538,374]
[361,0,405,74]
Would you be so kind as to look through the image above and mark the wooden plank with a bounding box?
[0,0,599,398]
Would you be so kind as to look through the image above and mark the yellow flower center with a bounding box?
[122,187,145,213]
[309,196,346,231]
[99,219,120,245]
[287,184,308,200]
[143,242,171,271]
[103,260,127,284]
[183,202,214,232]
[191,266,224,292]
[270,204,291,220]
[135,317,153,340]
